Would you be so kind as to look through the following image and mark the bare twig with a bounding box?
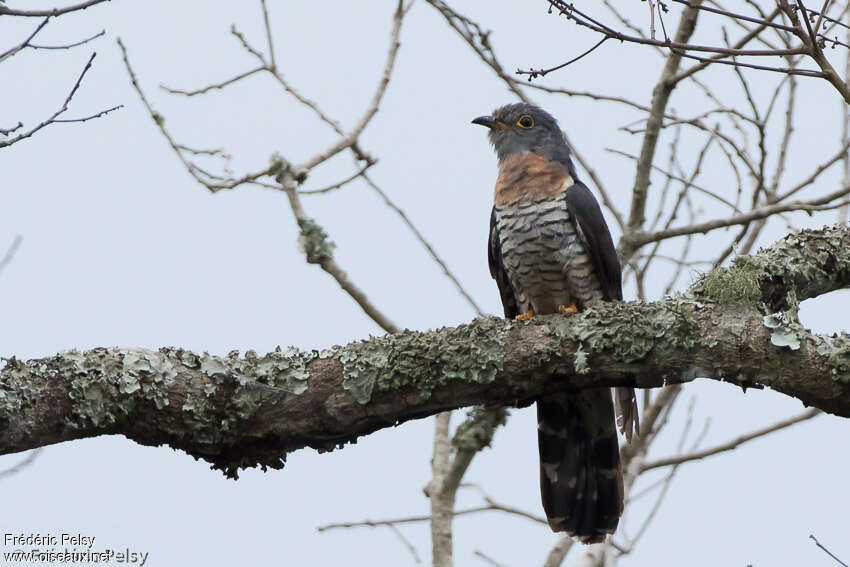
[606,147,741,212]
[841,18,850,224]
[0,0,112,17]
[0,52,120,148]
[260,0,277,70]
[161,67,265,96]
[516,36,609,79]
[362,174,486,317]
[299,0,407,171]
[0,235,23,275]
[53,104,123,124]
[640,408,821,471]
[0,449,43,480]
[0,17,50,62]
[389,524,422,564]
[632,186,850,247]
[317,484,550,550]
[474,550,508,567]
[279,172,400,334]
[622,2,703,261]
[28,29,105,50]
[0,122,24,136]
[317,503,542,532]
[810,535,849,567]
[298,162,376,195]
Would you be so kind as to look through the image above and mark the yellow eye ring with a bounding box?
[516,115,534,129]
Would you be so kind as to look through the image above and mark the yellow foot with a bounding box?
[515,309,535,321]
[558,302,578,317]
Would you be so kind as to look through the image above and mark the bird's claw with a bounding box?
[515,310,535,321]
[558,303,578,317]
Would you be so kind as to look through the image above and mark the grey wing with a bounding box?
[488,207,520,318]
[563,181,622,301]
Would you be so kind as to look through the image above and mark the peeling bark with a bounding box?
[1,225,849,476]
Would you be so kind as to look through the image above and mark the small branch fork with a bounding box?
[523,1,850,103]
[2,9,118,147]
[119,0,485,322]
[1,52,122,149]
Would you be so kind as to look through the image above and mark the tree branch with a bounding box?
[639,407,820,471]
[0,235,23,275]
[0,0,112,17]
[0,52,121,149]
[1,225,849,476]
[622,2,703,258]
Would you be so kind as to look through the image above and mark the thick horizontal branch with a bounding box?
[1,226,849,475]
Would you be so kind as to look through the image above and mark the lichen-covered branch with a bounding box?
[1,225,849,476]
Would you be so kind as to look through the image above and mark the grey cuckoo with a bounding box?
[472,102,639,543]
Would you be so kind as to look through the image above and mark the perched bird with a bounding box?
[472,103,638,543]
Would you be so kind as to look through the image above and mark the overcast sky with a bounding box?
[1,1,848,566]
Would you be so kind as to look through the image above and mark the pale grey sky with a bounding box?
[1,1,848,566]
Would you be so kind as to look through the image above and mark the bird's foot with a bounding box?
[558,302,578,317]
[515,309,535,321]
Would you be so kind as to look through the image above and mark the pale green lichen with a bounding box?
[691,259,763,308]
[200,355,228,377]
[574,344,590,375]
[567,299,701,365]
[0,356,50,438]
[337,319,505,405]
[120,349,177,409]
[268,152,308,185]
[763,227,850,300]
[338,346,377,404]
[763,312,802,350]
[268,152,285,177]
[298,218,336,264]
[117,374,141,394]
[686,226,850,357]
[179,350,200,368]
[689,227,850,314]
[181,394,217,445]
[451,406,508,452]
[538,298,704,378]
[816,334,850,383]
[64,348,127,429]
[0,358,25,429]
[254,347,311,395]
[200,347,316,435]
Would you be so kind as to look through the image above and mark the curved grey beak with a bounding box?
[472,115,506,130]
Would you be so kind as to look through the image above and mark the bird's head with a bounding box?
[472,103,572,167]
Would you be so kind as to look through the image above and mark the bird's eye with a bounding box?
[516,115,534,129]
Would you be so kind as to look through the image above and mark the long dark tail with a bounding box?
[537,389,623,543]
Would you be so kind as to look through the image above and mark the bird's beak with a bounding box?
[472,115,508,130]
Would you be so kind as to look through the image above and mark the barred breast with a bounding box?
[495,192,604,314]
